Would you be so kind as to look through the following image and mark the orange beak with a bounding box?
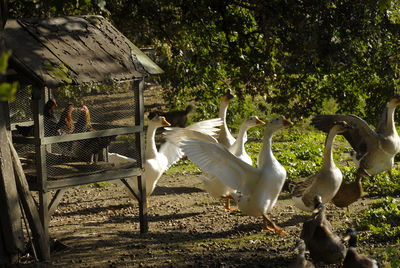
[282,116,294,126]
[161,117,171,127]
[255,117,265,125]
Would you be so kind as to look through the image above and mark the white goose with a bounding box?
[125,116,222,199]
[203,116,265,210]
[292,121,351,211]
[168,116,265,210]
[178,116,293,233]
[311,95,400,179]
[217,89,236,148]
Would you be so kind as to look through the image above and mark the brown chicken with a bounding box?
[149,104,194,127]
[74,105,94,133]
[71,105,115,162]
[57,103,75,135]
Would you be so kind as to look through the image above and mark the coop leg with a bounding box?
[39,191,50,256]
[137,175,148,234]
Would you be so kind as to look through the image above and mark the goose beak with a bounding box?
[161,117,171,127]
[256,117,265,125]
[282,117,294,126]
[343,234,351,241]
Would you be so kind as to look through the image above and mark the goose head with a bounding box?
[331,120,352,134]
[312,195,324,214]
[222,88,235,103]
[343,228,358,247]
[267,115,293,131]
[244,116,265,128]
[388,94,400,108]
[149,115,171,128]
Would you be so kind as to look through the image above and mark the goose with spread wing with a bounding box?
[311,95,400,179]
[292,121,352,211]
[166,116,265,210]
[178,116,293,233]
[125,116,222,199]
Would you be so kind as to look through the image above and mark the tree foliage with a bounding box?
[7,0,400,122]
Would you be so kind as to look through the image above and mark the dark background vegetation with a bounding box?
[7,0,400,124]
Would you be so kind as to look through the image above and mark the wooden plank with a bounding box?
[0,103,24,259]
[48,189,66,217]
[7,134,50,261]
[41,126,142,144]
[44,167,142,190]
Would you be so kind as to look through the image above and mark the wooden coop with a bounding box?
[4,15,162,252]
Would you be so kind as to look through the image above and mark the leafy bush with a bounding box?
[357,197,400,241]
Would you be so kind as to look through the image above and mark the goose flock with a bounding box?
[131,91,398,267]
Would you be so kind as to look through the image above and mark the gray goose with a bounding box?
[312,95,400,179]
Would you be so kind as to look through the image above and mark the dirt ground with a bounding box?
[15,83,394,267]
[17,172,389,268]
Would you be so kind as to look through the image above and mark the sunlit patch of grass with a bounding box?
[357,197,400,241]
[166,158,201,175]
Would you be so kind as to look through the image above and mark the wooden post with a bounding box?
[7,135,50,261]
[134,78,148,233]
[0,103,24,263]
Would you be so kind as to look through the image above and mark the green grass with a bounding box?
[357,197,400,241]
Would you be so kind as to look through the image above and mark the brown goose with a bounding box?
[148,104,194,128]
[311,95,400,180]
[292,121,352,211]
[332,176,363,212]
[301,196,346,267]
[342,228,378,268]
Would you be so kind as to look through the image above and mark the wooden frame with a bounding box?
[9,78,148,256]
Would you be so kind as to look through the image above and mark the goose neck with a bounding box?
[322,128,337,169]
[386,105,397,134]
[233,124,249,150]
[259,130,275,166]
[145,124,159,159]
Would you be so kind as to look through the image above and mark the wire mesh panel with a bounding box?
[9,86,34,134]
[10,81,142,183]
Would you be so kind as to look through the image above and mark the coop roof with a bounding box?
[4,15,163,88]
